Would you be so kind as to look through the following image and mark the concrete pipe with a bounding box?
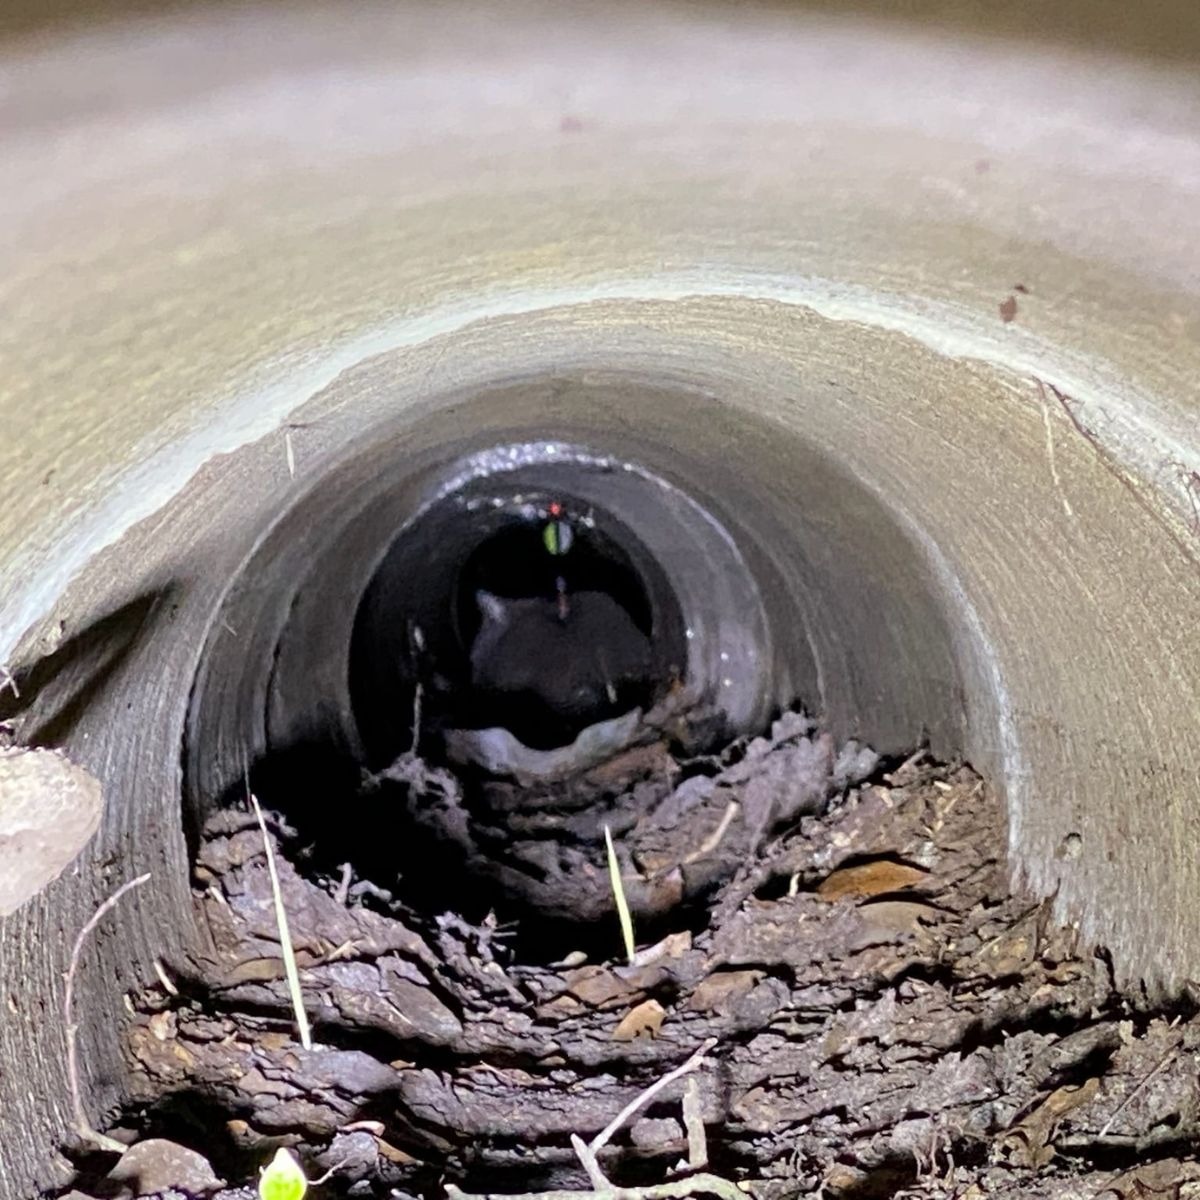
[1,1,1198,1195]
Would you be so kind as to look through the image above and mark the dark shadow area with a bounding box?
[349,486,685,762]
[244,740,718,964]
[0,587,172,748]
[59,1089,254,1198]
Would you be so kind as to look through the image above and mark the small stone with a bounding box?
[107,1139,224,1197]
[0,747,103,915]
[630,1116,684,1148]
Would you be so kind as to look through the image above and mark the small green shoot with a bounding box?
[250,792,312,1050]
[604,824,636,966]
[259,1147,308,1200]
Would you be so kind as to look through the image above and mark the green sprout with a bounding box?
[604,824,637,966]
[259,1147,308,1200]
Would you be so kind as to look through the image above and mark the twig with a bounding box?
[882,747,926,785]
[447,1176,744,1200]
[571,1133,610,1193]
[311,1156,352,1186]
[0,663,19,699]
[446,1174,745,1200]
[65,873,151,1153]
[683,1077,707,1170]
[410,681,423,754]
[683,800,741,865]
[583,1040,717,1180]
[605,825,636,966]
[446,1040,742,1200]
[249,793,312,1050]
[1098,1022,1183,1137]
[151,958,179,997]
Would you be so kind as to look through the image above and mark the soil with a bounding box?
[56,714,1200,1200]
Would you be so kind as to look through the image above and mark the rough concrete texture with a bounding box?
[0,2,1199,1198]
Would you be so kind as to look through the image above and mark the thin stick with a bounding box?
[590,1040,716,1161]
[449,1042,735,1200]
[151,958,179,997]
[410,681,423,754]
[447,1173,744,1200]
[310,1156,352,1186]
[683,1077,708,1170]
[250,793,312,1050]
[604,825,636,966]
[683,800,741,865]
[65,872,151,1153]
[1098,1023,1182,1137]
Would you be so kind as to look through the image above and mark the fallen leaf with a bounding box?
[1104,1158,1200,1199]
[148,1011,176,1042]
[376,1138,419,1165]
[612,998,666,1041]
[687,971,764,1013]
[994,1078,1100,1168]
[566,965,647,1008]
[1000,295,1018,323]
[857,899,940,933]
[817,860,929,901]
[535,994,584,1020]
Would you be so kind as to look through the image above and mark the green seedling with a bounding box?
[604,824,636,966]
[259,1147,308,1200]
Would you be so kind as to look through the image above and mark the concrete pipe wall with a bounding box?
[1,2,1199,1195]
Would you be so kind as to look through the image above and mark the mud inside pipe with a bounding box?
[1,2,1199,1196]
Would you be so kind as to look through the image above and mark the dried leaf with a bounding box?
[376,1138,419,1165]
[817,860,928,901]
[565,965,644,1008]
[995,1078,1101,1168]
[687,970,764,1013]
[612,998,666,1041]
[857,899,940,933]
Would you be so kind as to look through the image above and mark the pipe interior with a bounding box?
[2,4,1200,1197]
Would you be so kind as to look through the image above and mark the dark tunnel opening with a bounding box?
[346,473,691,767]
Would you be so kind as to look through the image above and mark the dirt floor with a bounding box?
[57,713,1200,1200]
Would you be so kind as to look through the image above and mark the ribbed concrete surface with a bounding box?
[1,3,1198,1195]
